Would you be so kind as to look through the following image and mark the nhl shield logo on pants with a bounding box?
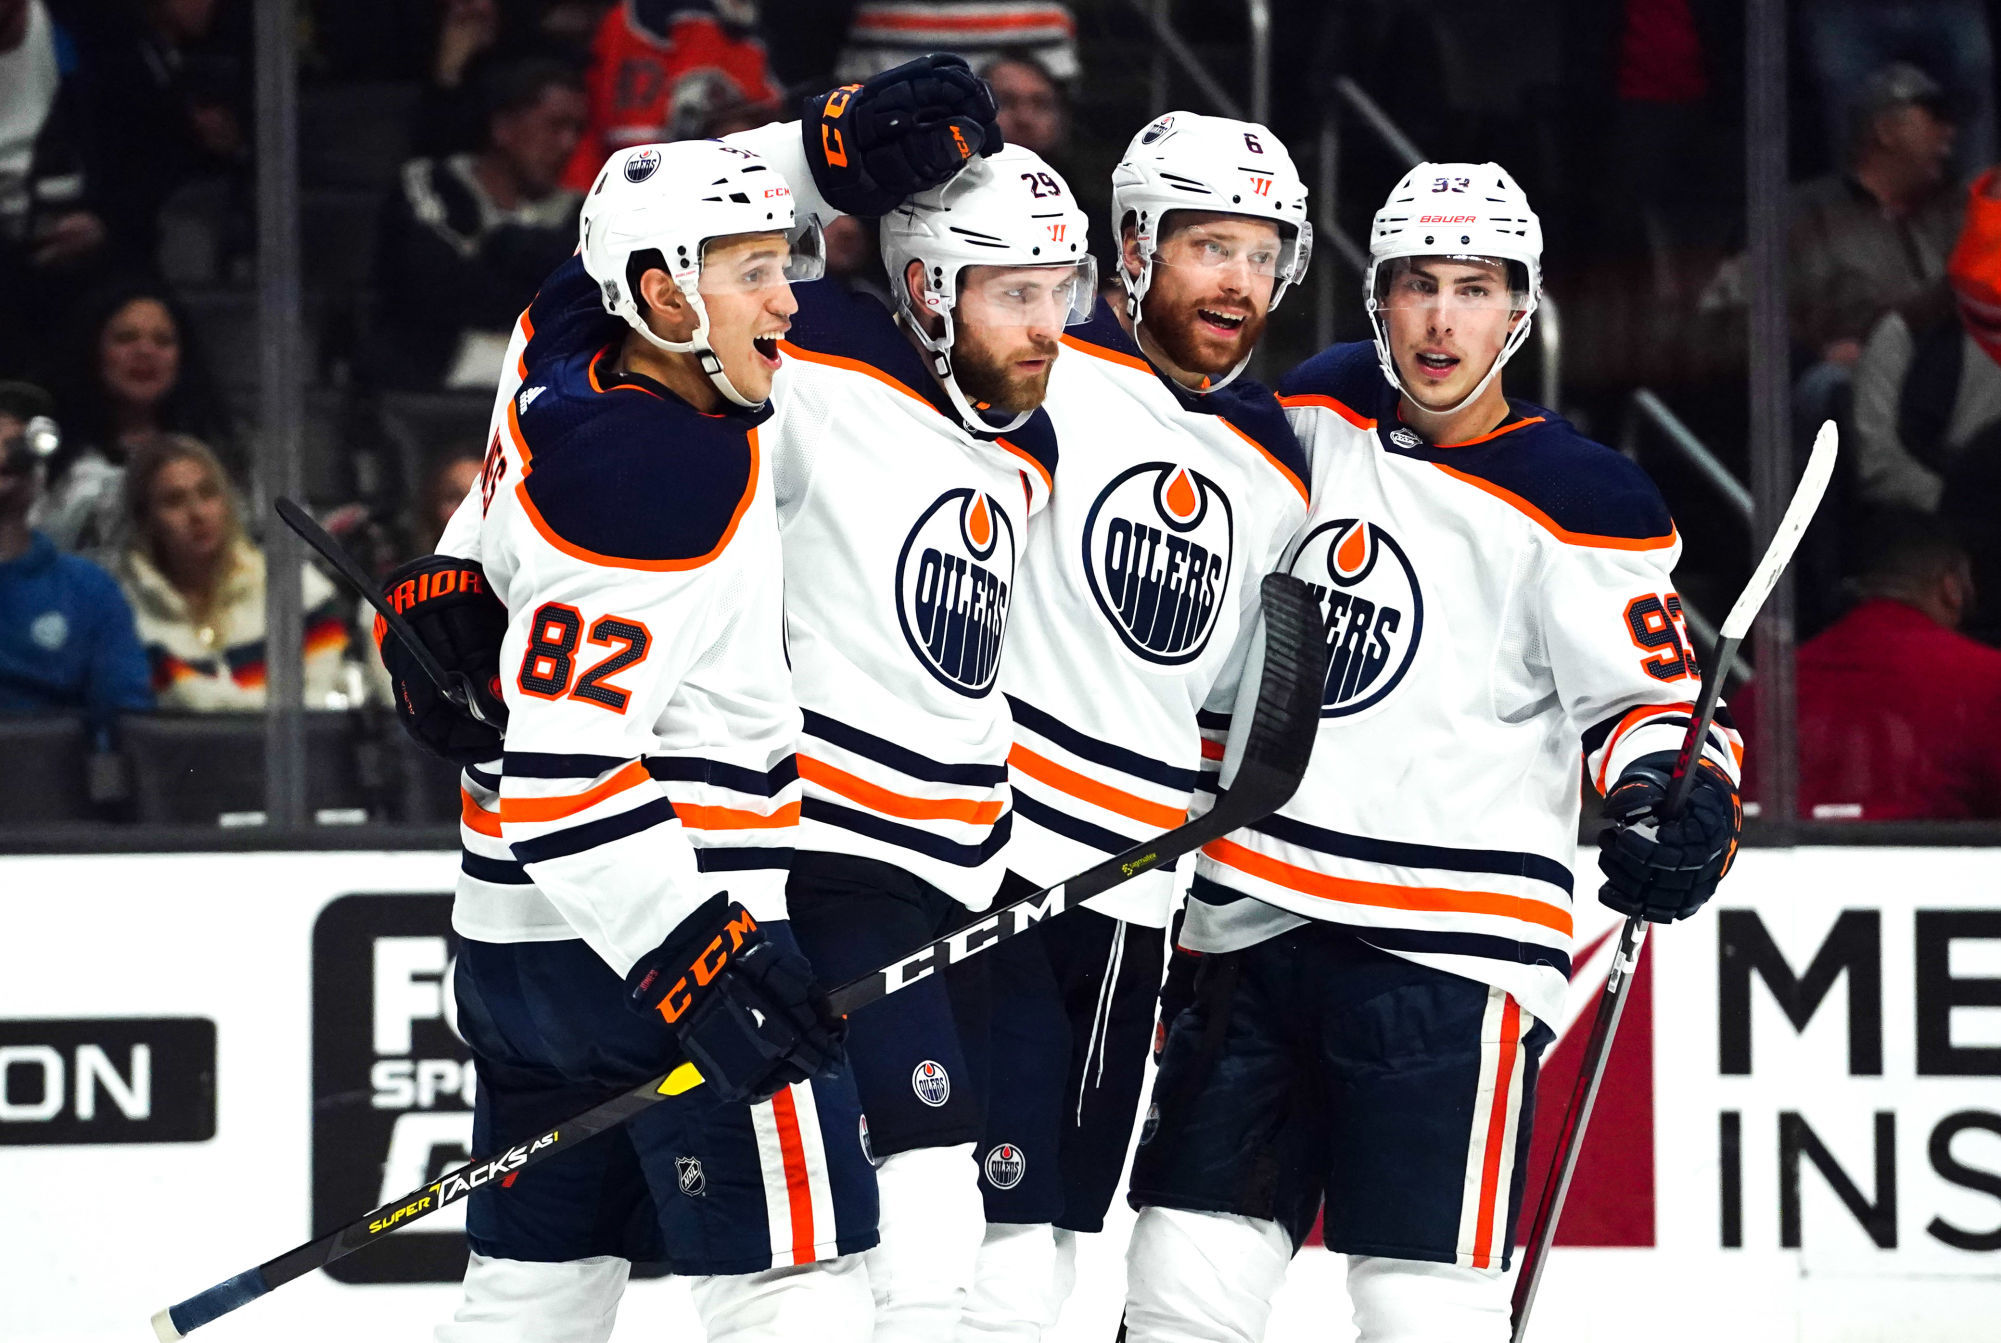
[677,1156,706,1197]
[983,1143,1026,1190]
[911,1060,951,1107]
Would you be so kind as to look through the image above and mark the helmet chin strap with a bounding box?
[1124,244,1255,396]
[898,299,1034,436]
[629,283,766,410]
[1368,304,1535,421]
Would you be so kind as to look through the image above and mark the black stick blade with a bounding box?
[1227,572,1331,816]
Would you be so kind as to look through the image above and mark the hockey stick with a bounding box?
[273,496,500,726]
[1509,421,1838,1341]
[150,572,1329,1340]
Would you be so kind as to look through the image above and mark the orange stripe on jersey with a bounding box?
[501,759,650,824]
[1199,737,1225,761]
[994,435,1054,498]
[461,788,504,838]
[1470,996,1523,1270]
[506,386,535,468]
[674,801,802,831]
[1009,743,1186,830]
[1279,391,1378,430]
[769,1086,817,1265]
[799,755,1005,826]
[1590,700,1697,793]
[515,308,534,379]
[1436,415,1545,449]
[514,427,761,572]
[1202,837,1573,936]
[856,9,1076,34]
[1062,332,1154,376]
[1219,416,1309,505]
[1428,460,1678,553]
[778,340,936,411]
[588,344,663,398]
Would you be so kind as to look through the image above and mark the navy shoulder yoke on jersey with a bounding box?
[1282,340,1673,547]
[1065,297,1308,501]
[521,255,624,374]
[781,279,1061,480]
[508,316,771,570]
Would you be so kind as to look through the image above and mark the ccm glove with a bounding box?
[626,894,847,1105]
[1596,750,1743,923]
[800,52,1003,217]
[378,554,508,767]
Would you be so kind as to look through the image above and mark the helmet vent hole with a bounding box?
[1423,235,1435,245]
[1032,246,1041,255]
[1231,194,1241,204]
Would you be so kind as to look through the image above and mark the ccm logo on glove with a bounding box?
[634,904,761,1025]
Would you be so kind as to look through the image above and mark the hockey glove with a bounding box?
[625,894,847,1105]
[800,52,1003,217]
[1156,944,1201,1061]
[1596,750,1743,924]
[378,554,508,767]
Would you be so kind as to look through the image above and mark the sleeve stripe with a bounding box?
[501,759,651,824]
[461,850,532,885]
[512,797,676,865]
[505,750,629,779]
[696,847,797,874]
[799,756,1005,825]
[1196,709,1232,731]
[1010,743,1186,830]
[675,801,802,831]
[505,751,801,796]
[1200,738,1225,761]
[461,787,504,838]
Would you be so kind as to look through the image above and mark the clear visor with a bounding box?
[1153,215,1305,282]
[1375,254,1528,312]
[696,218,827,295]
[955,256,1099,330]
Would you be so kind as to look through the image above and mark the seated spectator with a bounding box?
[559,0,782,191]
[1737,513,2001,820]
[415,449,483,556]
[1791,62,1964,368]
[980,53,1113,270]
[374,57,586,390]
[1800,0,1994,176]
[39,277,235,557]
[413,0,602,157]
[0,0,110,376]
[762,0,1077,88]
[0,380,151,731]
[115,434,351,709]
[1852,166,2001,514]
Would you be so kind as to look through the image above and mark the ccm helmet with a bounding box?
[580,139,826,409]
[880,142,1095,432]
[1111,111,1311,391]
[1364,161,1542,416]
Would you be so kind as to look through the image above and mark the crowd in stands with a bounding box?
[1,0,1998,825]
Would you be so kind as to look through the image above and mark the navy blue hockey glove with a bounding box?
[800,53,1003,217]
[1596,750,1743,924]
[378,554,508,767]
[626,894,847,1105]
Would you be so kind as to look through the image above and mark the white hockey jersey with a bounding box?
[765,282,1058,909]
[442,259,801,976]
[1188,342,1743,1026]
[1001,303,1309,926]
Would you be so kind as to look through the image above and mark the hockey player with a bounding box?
[958,111,1314,1338]
[374,58,1012,1343]
[1121,164,1745,1342]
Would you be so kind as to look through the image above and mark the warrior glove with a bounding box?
[1596,750,1743,924]
[801,52,1003,217]
[378,554,509,767]
[625,894,847,1105]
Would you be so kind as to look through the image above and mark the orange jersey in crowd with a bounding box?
[562,1,784,192]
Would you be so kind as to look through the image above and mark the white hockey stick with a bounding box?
[1510,420,1837,1340]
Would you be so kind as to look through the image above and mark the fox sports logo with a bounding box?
[1083,463,1234,665]
[896,488,1016,697]
[1288,518,1423,717]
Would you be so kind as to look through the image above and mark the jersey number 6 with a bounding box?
[518,601,653,713]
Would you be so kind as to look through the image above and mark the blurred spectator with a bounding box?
[413,0,602,157]
[1738,513,2001,820]
[1851,168,2001,514]
[0,0,109,375]
[67,0,251,267]
[39,278,235,557]
[115,435,350,710]
[1791,62,1964,367]
[416,450,483,556]
[762,0,1077,90]
[559,0,782,192]
[375,58,586,391]
[0,380,152,730]
[1800,0,1994,176]
[979,53,1113,270]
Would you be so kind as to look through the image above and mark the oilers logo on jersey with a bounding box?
[1289,518,1424,716]
[1083,462,1234,665]
[896,488,1016,698]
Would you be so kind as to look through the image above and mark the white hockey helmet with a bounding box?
[1364,161,1542,416]
[579,139,826,409]
[1111,111,1312,390]
[880,142,1095,432]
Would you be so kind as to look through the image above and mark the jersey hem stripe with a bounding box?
[1248,813,1574,894]
[500,759,651,823]
[801,709,1009,786]
[1010,743,1185,829]
[1006,695,1199,791]
[801,798,1014,866]
[1012,790,1136,854]
[1201,837,1573,936]
[800,754,1006,825]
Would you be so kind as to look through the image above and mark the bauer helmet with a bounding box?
[880,142,1095,432]
[1111,111,1312,391]
[1364,161,1542,416]
[579,139,826,409]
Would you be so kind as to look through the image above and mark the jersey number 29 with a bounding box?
[518,601,652,713]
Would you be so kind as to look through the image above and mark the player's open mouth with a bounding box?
[1414,350,1459,379]
[1197,307,1247,335]
[752,335,782,367]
